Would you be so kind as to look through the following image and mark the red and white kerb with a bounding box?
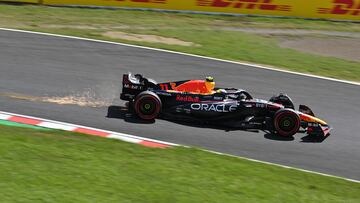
[0,111,176,149]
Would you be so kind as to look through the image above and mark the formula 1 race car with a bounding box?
[120,73,332,137]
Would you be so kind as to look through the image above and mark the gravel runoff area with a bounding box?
[225,27,360,62]
[102,28,360,62]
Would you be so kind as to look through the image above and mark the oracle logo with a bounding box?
[318,0,360,16]
[196,0,291,12]
[191,103,237,112]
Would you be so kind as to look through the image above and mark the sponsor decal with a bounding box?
[318,0,360,16]
[191,103,237,112]
[308,122,319,127]
[244,102,266,108]
[124,84,143,90]
[255,103,266,108]
[156,91,172,96]
[196,0,291,11]
[176,95,200,102]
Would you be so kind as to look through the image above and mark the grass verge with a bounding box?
[0,123,359,202]
[0,4,359,82]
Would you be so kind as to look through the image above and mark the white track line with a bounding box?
[0,28,359,183]
[1,27,359,86]
[201,149,360,183]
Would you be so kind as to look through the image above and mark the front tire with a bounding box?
[134,91,162,120]
[273,109,300,137]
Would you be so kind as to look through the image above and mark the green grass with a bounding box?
[0,124,359,202]
[0,4,359,81]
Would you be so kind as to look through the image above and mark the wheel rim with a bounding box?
[274,110,300,136]
[139,98,157,115]
[278,116,296,132]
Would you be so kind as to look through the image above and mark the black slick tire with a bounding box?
[273,108,301,137]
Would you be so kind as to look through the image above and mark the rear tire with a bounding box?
[134,91,162,120]
[273,109,300,137]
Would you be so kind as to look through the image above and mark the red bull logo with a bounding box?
[196,0,291,11]
[176,95,200,102]
[318,0,360,16]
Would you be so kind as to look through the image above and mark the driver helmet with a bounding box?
[205,76,215,92]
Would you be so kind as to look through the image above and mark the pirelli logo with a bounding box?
[318,0,360,16]
[196,0,291,12]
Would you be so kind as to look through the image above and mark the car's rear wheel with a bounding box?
[134,91,161,120]
[273,109,300,137]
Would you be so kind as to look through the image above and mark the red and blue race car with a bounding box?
[120,73,332,137]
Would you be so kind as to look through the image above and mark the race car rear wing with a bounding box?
[120,73,157,101]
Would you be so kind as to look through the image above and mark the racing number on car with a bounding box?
[160,84,169,90]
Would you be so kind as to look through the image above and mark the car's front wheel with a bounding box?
[273,109,300,137]
[134,91,162,120]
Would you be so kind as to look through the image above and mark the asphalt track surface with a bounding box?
[1,30,359,180]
